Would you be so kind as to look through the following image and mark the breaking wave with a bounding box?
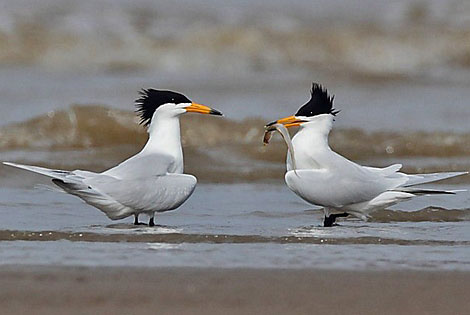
[1,105,469,182]
[1,105,470,156]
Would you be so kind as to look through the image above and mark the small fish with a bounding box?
[263,128,275,145]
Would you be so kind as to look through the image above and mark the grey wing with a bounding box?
[2,162,95,183]
[363,164,403,176]
[360,163,467,186]
[285,167,408,208]
[85,174,197,213]
[1,163,134,220]
[102,153,177,179]
[403,171,468,186]
[3,161,196,219]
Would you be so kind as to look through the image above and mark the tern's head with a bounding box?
[135,89,223,127]
[266,83,339,129]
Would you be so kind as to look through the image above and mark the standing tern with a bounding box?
[265,83,467,227]
[3,89,223,226]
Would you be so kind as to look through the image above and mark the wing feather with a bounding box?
[285,168,407,208]
[102,153,176,179]
[86,174,197,212]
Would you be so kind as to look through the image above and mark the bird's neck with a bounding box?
[142,115,183,173]
[290,114,333,170]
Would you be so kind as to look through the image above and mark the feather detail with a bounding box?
[295,83,339,117]
[135,89,191,126]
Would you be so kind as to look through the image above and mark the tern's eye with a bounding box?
[171,98,175,102]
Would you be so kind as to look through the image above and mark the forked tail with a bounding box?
[404,171,468,187]
[396,187,466,195]
[3,162,73,180]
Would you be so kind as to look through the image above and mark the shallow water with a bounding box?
[0,183,469,270]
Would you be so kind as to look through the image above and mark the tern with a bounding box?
[3,89,223,226]
[266,83,467,227]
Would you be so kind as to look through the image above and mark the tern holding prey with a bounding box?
[265,83,467,227]
[4,89,223,226]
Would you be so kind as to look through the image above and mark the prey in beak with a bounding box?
[265,116,307,128]
[186,103,223,116]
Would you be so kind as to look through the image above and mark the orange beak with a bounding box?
[186,103,223,116]
[265,115,306,128]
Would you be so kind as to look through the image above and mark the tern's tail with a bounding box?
[3,162,73,180]
[404,171,468,187]
[396,187,466,195]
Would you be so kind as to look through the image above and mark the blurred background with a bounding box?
[1,0,470,183]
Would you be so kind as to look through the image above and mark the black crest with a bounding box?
[135,89,191,126]
[295,83,339,117]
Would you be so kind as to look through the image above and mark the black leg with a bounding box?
[323,212,349,227]
[323,215,335,227]
[134,214,147,225]
[149,217,155,227]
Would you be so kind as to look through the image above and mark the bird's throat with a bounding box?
[290,118,333,170]
[143,116,184,173]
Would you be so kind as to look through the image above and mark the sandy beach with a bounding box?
[0,266,468,315]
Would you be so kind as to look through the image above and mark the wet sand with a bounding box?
[0,266,468,315]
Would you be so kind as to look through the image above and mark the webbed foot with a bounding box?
[323,212,349,227]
